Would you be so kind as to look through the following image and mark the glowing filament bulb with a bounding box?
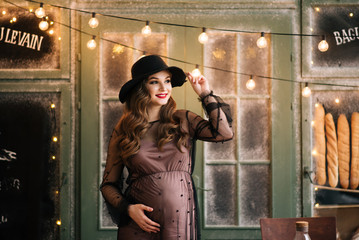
[302,83,311,98]
[315,103,319,108]
[246,76,256,90]
[35,3,46,18]
[52,136,58,142]
[315,203,319,208]
[87,36,97,50]
[50,103,55,108]
[88,12,99,29]
[312,149,317,156]
[256,32,267,48]
[137,51,147,60]
[2,10,6,15]
[12,17,17,22]
[56,220,61,226]
[52,156,56,160]
[191,65,201,77]
[29,8,33,13]
[141,21,151,36]
[318,35,329,52]
[39,19,49,31]
[48,29,54,35]
[198,27,208,44]
[335,98,340,104]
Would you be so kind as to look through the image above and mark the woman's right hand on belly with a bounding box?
[128,204,161,233]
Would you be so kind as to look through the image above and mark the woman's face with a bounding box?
[146,70,172,108]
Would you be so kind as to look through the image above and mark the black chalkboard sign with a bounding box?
[313,6,359,67]
[0,92,60,240]
[0,7,60,69]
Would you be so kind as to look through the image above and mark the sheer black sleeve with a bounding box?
[181,91,233,142]
[100,124,131,226]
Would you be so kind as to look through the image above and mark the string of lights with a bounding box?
[24,0,323,37]
[2,0,358,98]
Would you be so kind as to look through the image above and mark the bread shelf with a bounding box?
[314,185,359,193]
[314,204,359,209]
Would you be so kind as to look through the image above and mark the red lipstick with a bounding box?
[156,93,168,99]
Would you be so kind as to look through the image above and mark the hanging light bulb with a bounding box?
[335,97,340,104]
[302,83,312,97]
[312,149,317,156]
[88,12,99,29]
[198,27,208,44]
[137,51,147,60]
[12,17,17,22]
[191,64,201,77]
[2,10,6,15]
[48,29,54,35]
[141,21,151,36]
[39,18,49,31]
[246,75,256,90]
[87,36,97,50]
[256,32,268,48]
[35,3,46,18]
[318,35,329,52]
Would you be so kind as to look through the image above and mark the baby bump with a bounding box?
[129,171,194,223]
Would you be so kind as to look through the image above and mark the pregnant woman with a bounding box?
[100,55,233,240]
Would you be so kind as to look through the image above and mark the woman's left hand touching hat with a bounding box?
[187,72,211,97]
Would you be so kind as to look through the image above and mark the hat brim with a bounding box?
[119,66,186,103]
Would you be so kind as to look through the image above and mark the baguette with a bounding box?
[314,104,326,185]
[337,114,350,189]
[351,112,359,189]
[325,113,339,188]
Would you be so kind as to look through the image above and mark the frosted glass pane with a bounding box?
[206,98,237,161]
[239,34,271,95]
[240,165,270,226]
[239,99,270,160]
[101,33,167,97]
[205,165,238,226]
[101,200,116,228]
[101,33,134,97]
[134,33,167,60]
[204,33,237,95]
[101,100,124,163]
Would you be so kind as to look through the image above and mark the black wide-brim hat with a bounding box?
[119,55,187,103]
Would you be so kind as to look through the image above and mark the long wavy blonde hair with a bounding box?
[117,78,189,165]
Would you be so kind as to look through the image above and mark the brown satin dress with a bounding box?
[117,122,196,239]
